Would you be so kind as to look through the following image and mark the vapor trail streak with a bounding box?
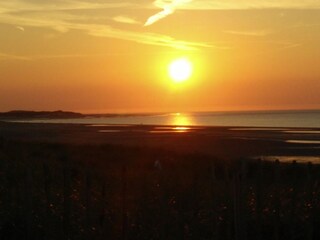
[144,0,191,26]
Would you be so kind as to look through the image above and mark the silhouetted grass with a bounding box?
[0,139,319,240]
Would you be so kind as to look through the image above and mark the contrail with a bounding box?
[144,0,191,26]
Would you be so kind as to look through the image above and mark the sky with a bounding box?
[1,0,320,113]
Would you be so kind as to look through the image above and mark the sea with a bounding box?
[7,110,320,163]
[12,110,320,128]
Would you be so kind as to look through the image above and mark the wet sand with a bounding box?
[1,121,319,160]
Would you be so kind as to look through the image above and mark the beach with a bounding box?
[1,121,319,159]
[0,121,320,239]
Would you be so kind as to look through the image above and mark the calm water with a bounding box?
[12,110,320,128]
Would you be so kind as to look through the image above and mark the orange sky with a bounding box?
[1,0,320,113]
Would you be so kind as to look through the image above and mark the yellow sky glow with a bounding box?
[0,0,320,113]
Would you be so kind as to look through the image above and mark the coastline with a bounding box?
[1,121,319,161]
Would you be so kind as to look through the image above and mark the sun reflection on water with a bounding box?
[171,113,193,126]
[172,126,190,132]
[149,113,196,133]
[170,113,194,132]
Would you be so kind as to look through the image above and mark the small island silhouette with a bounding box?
[0,110,84,119]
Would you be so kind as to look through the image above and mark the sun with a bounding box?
[168,58,193,83]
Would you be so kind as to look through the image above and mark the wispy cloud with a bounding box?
[144,0,320,25]
[3,0,314,52]
[15,26,25,31]
[0,52,31,61]
[87,25,212,50]
[165,0,320,10]
[144,0,192,26]
[289,22,320,29]
[276,41,302,50]
[113,16,140,25]
[0,51,105,61]
[0,0,212,50]
[224,30,273,37]
[0,0,136,14]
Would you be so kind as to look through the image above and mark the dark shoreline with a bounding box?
[1,121,319,159]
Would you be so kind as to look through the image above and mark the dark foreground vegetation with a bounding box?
[0,139,320,240]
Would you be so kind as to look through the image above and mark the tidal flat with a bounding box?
[0,121,319,239]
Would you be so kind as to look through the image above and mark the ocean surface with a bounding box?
[12,110,320,128]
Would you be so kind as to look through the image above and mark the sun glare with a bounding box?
[171,113,193,126]
[168,58,192,83]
